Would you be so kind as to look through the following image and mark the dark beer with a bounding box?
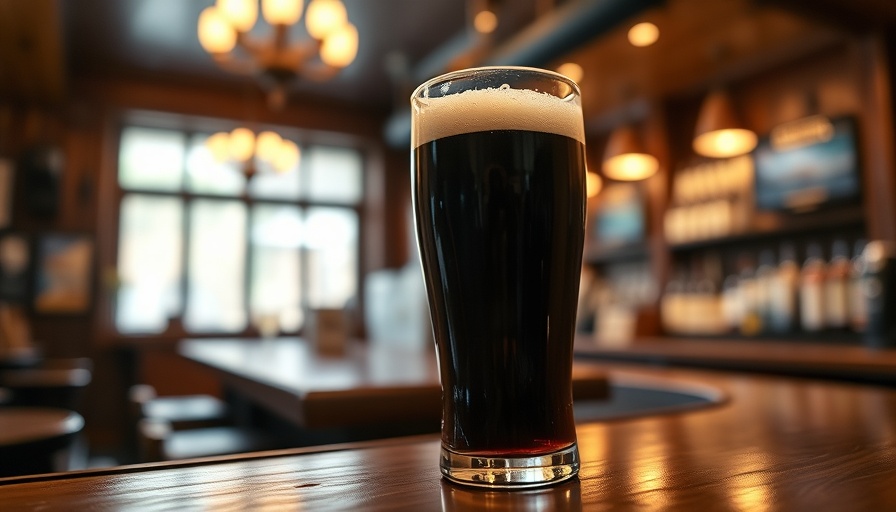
[414,128,585,455]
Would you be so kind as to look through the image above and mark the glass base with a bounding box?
[440,443,579,489]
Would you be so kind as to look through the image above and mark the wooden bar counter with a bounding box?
[1,363,895,510]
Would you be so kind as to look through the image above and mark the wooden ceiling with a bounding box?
[0,0,893,124]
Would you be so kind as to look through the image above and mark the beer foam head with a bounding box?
[412,85,585,148]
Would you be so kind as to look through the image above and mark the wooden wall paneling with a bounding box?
[0,0,65,103]
[856,33,896,242]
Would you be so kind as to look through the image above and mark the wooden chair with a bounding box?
[0,366,92,412]
[129,384,231,430]
[136,418,286,463]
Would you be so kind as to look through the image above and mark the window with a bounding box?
[115,125,363,335]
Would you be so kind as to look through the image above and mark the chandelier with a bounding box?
[198,0,359,108]
[206,128,300,179]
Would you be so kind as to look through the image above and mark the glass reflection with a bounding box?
[440,478,582,511]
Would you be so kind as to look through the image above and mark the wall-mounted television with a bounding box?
[753,116,860,212]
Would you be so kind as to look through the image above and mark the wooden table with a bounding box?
[1,364,895,510]
[179,338,610,429]
[0,407,84,478]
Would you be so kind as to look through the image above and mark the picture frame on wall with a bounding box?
[33,233,94,314]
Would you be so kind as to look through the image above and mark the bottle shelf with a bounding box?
[668,205,866,253]
[584,241,650,265]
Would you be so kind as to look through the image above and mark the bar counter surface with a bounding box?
[1,363,895,511]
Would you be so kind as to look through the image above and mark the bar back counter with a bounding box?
[1,363,894,510]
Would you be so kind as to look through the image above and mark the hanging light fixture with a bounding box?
[206,128,300,179]
[692,89,757,158]
[602,125,659,181]
[197,0,359,109]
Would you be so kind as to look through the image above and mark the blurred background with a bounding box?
[1,0,895,472]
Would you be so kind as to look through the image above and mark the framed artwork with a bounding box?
[33,233,94,314]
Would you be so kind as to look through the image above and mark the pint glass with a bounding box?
[411,67,586,487]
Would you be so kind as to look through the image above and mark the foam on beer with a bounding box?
[412,85,585,148]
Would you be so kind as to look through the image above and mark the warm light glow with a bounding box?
[320,22,358,68]
[206,132,231,163]
[628,22,659,47]
[229,127,256,162]
[262,0,304,25]
[306,0,348,40]
[216,0,258,33]
[603,153,659,181]
[473,10,498,34]
[586,171,602,197]
[693,128,758,158]
[198,7,237,54]
[556,62,583,84]
[256,131,283,162]
[274,139,300,172]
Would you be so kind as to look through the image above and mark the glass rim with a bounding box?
[411,65,581,103]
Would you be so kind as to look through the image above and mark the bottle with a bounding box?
[849,239,868,333]
[769,243,800,334]
[824,239,851,330]
[754,250,776,332]
[800,243,827,333]
[738,256,762,336]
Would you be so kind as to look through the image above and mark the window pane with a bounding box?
[306,146,363,203]
[248,157,302,200]
[116,194,183,333]
[119,127,184,191]
[186,134,247,196]
[305,207,358,308]
[250,204,303,333]
[185,199,247,332]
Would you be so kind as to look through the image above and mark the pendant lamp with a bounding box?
[602,125,659,181]
[692,89,757,158]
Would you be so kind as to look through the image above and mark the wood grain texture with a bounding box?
[1,364,895,510]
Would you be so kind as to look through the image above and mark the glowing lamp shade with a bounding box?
[262,0,303,25]
[306,0,348,40]
[321,23,358,68]
[198,7,237,54]
[274,139,301,172]
[216,0,258,33]
[693,89,757,158]
[206,132,231,163]
[602,125,659,181]
[256,131,283,162]
[229,127,256,162]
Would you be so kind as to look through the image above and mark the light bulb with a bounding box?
[216,0,258,33]
[693,129,758,158]
[602,153,659,181]
[306,0,347,40]
[320,22,358,68]
[206,132,231,162]
[274,139,300,172]
[262,0,303,25]
[586,171,602,198]
[628,22,659,47]
[198,7,237,54]
[229,127,256,162]
[556,62,583,84]
[473,10,498,34]
[256,131,283,163]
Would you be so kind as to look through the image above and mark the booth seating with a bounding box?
[130,385,288,463]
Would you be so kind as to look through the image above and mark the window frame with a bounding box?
[109,117,366,339]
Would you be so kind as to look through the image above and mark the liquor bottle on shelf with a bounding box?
[825,239,851,330]
[800,243,827,333]
[768,243,800,334]
[849,239,868,333]
[754,250,777,333]
[738,255,762,336]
